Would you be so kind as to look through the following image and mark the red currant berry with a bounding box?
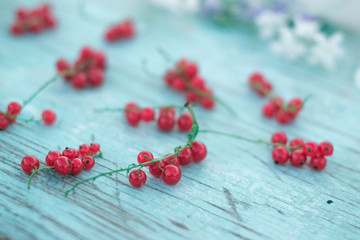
[303,142,318,157]
[201,97,215,110]
[44,13,56,29]
[159,107,175,117]
[129,170,147,188]
[249,72,264,87]
[149,161,162,177]
[171,78,186,91]
[185,91,198,102]
[54,156,72,175]
[82,156,95,170]
[29,23,44,34]
[157,114,175,132]
[177,113,193,132]
[288,98,303,114]
[289,138,304,151]
[177,147,193,166]
[10,22,23,36]
[191,77,205,89]
[42,110,56,125]
[56,59,69,73]
[160,154,180,169]
[126,110,141,126]
[276,109,294,125]
[161,165,182,185]
[62,148,74,159]
[95,52,106,70]
[262,102,277,118]
[80,47,94,60]
[185,63,198,78]
[7,102,22,116]
[140,107,155,123]
[318,142,333,156]
[46,151,61,167]
[89,143,100,154]
[71,72,87,89]
[71,158,83,175]
[21,155,40,174]
[16,8,28,20]
[164,70,177,86]
[271,131,287,145]
[310,157,327,171]
[191,141,207,162]
[289,150,307,167]
[79,144,90,157]
[0,114,10,130]
[137,151,154,167]
[88,68,104,88]
[72,149,80,159]
[272,146,289,165]
[125,102,139,111]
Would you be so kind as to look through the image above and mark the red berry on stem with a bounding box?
[177,113,193,132]
[262,102,277,118]
[177,147,193,166]
[185,91,198,102]
[149,161,162,177]
[271,131,287,145]
[71,158,83,175]
[290,150,307,167]
[310,157,327,171]
[72,72,87,89]
[16,8,28,20]
[276,109,294,125]
[7,102,22,116]
[303,142,318,157]
[192,77,205,89]
[288,98,303,115]
[162,165,182,185]
[318,142,333,156]
[125,102,139,111]
[129,170,147,188]
[191,141,207,162]
[88,68,104,87]
[271,96,283,110]
[80,47,94,60]
[21,156,40,174]
[201,97,215,110]
[272,146,289,165]
[62,148,74,159]
[42,110,56,125]
[54,156,72,175]
[89,143,101,154]
[171,78,186,91]
[289,138,304,151]
[137,151,154,167]
[95,52,106,70]
[185,63,198,78]
[140,107,155,122]
[126,110,141,126]
[72,149,79,159]
[46,151,61,167]
[79,144,90,157]
[157,114,175,132]
[82,156,95,170]
[0,113,10,130]
[160,154,180,168]
[159,107,175,117]
[56,59,70,73]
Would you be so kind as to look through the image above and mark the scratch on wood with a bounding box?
[222,187,243,221]
[168,218,190,231]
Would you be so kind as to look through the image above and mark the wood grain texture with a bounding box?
[1,0,360,239]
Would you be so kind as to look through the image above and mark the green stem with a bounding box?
[28,166,54,189]
[65,103,199,196]
[17,117,43,124]
[22,74,59,108]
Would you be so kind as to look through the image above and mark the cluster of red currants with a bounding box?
[0,102,56,130]
[22,143,101,176]
[271,131,333,171]
[164,59,215,110]
[129,141,207,187]
[249,72,304,124]
[124,103,193,132]
[10,4,56,36]
[56,47,106,90]
[104,20,135,42]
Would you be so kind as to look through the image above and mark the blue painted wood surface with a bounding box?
[1,0,360,239]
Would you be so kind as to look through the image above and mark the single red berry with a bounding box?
[42,110,56,125]
[201,97,215,110]
[44,13,56,29]
[271,96,283,110]
[185,63,198,78]
[177,113,193,132]
[288,98,303,115]
[88,68,104,87]
[80,47,94,60]
[7,102,22,116]
[71,158,83,175]
[161,165,182,185]
[149,161,162,177]
[262,102,277,118]
[164,70,177,86]
[271,131,287,145]
[0,114,10,130]
[95,52,106,70]
[16,8,28,20]
[276,109,294,125]
[249,72,264,86]
[191,141,207,162]
[160,154,180,169]
[157,114,175,132]
[89,143,100,154]
[79,144,90,157]
[129,170,147,188]
[191,77,205,89]
[259,81,272,97]
[177,147,193,166]
[125,102,139,111]
[10,21,23,36]
[303,142,318,157]
[21,155,40,174]
[171,78,186,91]
[289,138,304,151]
[105,29,118,42]
[126,110,141,126]
[140,107,155,122]
[137,151,154,167]
[71,72,87,89]
[310,157,327,171]
[122,20,135,38]
[289,150,307,167]
[82,156,95,170]
[72,149,79,159]
[185,91,198,102]
[318,142,333,156]
[159,107,175,117]
[54,156,72,175]
[272,146,289,165]
[46,151,61,167]
[62,148,74,159]
[56,59,70,73]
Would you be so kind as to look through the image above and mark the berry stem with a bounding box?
[17,117,43,124]
[22,74,59,108]
[95,104,188,113]
[65,103,199,196]
[28,166,54,189]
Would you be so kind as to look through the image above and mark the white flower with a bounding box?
[294,17,320,40]
[308,32,344,69]
[270,27,306,61]
[354,67,360,89]
[255,11,287,39]
[149,0,200,13]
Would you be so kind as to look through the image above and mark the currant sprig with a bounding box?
[64,102,199,196]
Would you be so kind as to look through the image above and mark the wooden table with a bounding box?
[1,0,360,239]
